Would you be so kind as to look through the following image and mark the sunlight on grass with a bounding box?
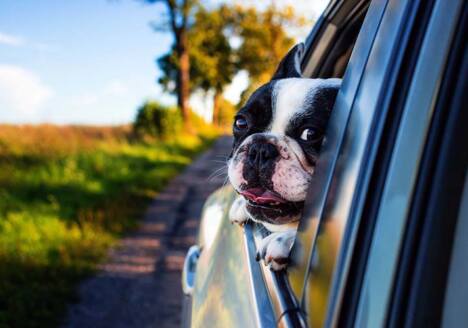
[0,124,219,327]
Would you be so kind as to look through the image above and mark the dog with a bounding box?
[227,43,341,270]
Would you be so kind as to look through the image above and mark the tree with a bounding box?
[144,0,197,128]
[234,5,302,101]
[158,5,236,126]
[154,2,302,124]
[133,101,182,139]
[189,5,236,125]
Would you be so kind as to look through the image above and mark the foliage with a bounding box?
[156,3,302,119]
[133,100,220,139]
[188,109,221,136]
[157,5,236,93]
[234,5,301,87]
[189,5,236,94]
[217,97,237,128]
[133,101,183,139]
[0,124,217,327]
[157,48,180,94]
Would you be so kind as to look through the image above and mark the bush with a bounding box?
[133,101,223,140]
[133,102,183,139]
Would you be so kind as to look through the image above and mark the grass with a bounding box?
[0,124,219,328]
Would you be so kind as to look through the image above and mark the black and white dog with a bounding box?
[228,43,341,270]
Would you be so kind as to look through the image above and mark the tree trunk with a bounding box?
[212,90,221,126]
[177,31,191,130]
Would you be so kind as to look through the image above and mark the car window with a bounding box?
[388,7,468,325]
[248,0,370,323]
[287,0,438,326]
[442,176,468,327]
[287,0,377,302]
[353,0,465,326]
[302,0,370,79]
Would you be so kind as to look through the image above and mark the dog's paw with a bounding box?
[229,196,249,226]
[256,230,296,271]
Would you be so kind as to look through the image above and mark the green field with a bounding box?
[0,124,217,327]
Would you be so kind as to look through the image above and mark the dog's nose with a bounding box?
[247,142,279,169]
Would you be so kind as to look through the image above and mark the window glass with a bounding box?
[442,175,468,327]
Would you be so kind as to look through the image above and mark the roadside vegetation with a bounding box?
[0,115,218,327]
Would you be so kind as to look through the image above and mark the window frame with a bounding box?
[351,0,466,326]
[387,3,468,326]
[287,0,438,326]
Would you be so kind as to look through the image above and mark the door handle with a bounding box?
[182,245,200,295]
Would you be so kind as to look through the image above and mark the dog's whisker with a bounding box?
[210,165,227,173]
[209,159,229,164]
[221,174,230,188]
[207,167,228,181]
[208,174,226,182]
[207,166,227,180]
[207,170,224,180]
[208,171,227,182]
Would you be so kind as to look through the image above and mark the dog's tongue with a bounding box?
[241,188,286,204]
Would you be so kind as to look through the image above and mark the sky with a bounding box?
[0,0,329,125]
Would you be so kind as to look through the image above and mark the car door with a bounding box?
[286,0,466,327]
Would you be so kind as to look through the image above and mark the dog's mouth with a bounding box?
[240,187,304,224]
[240,188,286,205]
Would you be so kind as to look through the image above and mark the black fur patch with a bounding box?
[284,85,340,165]
[231,83,275,156]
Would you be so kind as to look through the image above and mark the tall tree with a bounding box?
[145,0,196,127]
[156,3,302,122]
[234,4,302,104]
[189,5,236,125]
[158,5,236,125]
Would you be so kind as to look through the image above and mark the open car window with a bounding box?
[285,0,466,327]
[247,0,372,324]
[286,0,437,325]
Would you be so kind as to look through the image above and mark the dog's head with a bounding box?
[228,43,341,229]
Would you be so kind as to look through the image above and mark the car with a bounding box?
[182,0,468,326]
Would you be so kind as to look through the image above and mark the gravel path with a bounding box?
[63,136,232,328]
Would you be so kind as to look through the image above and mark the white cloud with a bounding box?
[0,31,57,52]
[0,32,25,47]
[103,79,129,96]
[0,65,54,121]
[73,79,129,107]
[75,93,99,106]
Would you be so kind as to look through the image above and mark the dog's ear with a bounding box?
[271,43,305,80]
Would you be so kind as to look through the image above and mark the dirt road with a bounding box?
[63,136,232,328]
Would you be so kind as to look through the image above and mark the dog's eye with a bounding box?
[300,128,320,142]
[234,116,248,130]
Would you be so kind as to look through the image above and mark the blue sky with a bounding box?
[0,0,328,125]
